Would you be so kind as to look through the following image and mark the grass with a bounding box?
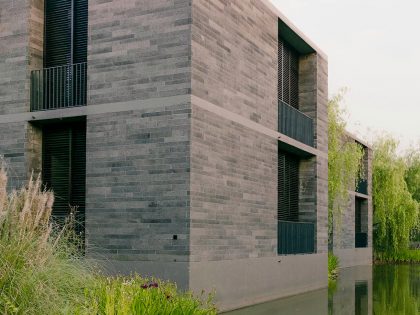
[0,169,216,314]
[374,250,420,264]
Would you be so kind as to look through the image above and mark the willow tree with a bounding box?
[328,91,364,243]
[373,137,419,253]
[405,147,420,242]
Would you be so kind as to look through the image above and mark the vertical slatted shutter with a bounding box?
[42,122,86,238]
[278,149,299,222]
[45,0,88,66]
[44,0,72,67]
[278,38,299,109]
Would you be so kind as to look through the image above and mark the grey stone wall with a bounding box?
[315,54,329,253]
[333,144,373,252]
[85,104,191,263]
[190,105,278,261]
[0,0,29,114]
[191,0,278,129]
[0,122,27,190]
[88,0,192,106]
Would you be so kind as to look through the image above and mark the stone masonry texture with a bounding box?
[191,0,278,130]
[86,0,193,263]
[85,105,191,263]
[333,144,373,250]
[0,0,330,285]
[190,0,329,260]
[190,105,278,261]
[88,0,192,106]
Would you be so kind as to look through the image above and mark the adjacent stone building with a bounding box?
[0,0,330,310]
[332,134,373,268]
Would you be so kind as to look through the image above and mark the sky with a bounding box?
[270,0,420,152]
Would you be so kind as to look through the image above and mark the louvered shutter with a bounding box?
[278,38,299,109]
[44,0,72,67]
[42,122,86,237]
[278,149,299,222]
[73,0,88,64]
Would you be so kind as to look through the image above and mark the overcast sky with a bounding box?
[271,0,420,151]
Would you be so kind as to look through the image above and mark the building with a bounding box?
[332,134,373,268]
[0,0,328,311]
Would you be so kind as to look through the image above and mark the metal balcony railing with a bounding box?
[30,62,87,111]
[278,220,315,255]
[355,232,368,248]
[279,100,314,147]
[356,178,368,195]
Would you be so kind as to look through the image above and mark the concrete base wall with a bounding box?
[331,265,373,315]
[334,248,372,269]
[189,253,327,312]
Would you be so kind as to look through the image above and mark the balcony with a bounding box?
[278,220,315,255]
[355,232,368,248]
[30,63,87,111]
[356,178,368,195]
[278,100,314,147]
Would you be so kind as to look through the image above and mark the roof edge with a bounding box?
[261,0,328,61]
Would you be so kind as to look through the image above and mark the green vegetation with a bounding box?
[0,169,216,315]
[372,137,419,259]
[404,147,420,243]
[328,253,339,282]
[328,90,364,239]
[373,265,419,315]
[374,249,420,264]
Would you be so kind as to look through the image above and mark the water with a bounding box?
[225,265,420,315]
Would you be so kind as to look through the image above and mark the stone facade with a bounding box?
[333,138,373,268]
[0,0,330,311]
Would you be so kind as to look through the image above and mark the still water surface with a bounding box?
[225,265,419,315]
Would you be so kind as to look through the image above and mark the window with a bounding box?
[42,121,86,243]
[44,0,88,67]
[278,149,299,222]
[278,37,299,109]
[355,197,368,248]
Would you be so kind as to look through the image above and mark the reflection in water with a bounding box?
[224,265,419,315]
[373,265,419,315]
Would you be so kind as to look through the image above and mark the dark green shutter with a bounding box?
[42,122,86,237]
[278,149,299,222]
[44,0,72,67]
[73,0,88,64]
[278,38,299,109]
[44,0,88,66]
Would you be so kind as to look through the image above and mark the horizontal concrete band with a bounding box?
[0,95,326,159]
[0,94,189,124]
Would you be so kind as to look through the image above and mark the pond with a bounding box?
[224,264,419,315]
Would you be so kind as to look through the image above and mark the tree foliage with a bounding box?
[328,91,364,237]
[372,137,419,253]
[404,146,420,203]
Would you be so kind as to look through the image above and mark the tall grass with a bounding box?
[0,169,94,314]
[0,169,216,314]
[375,250,420,264]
